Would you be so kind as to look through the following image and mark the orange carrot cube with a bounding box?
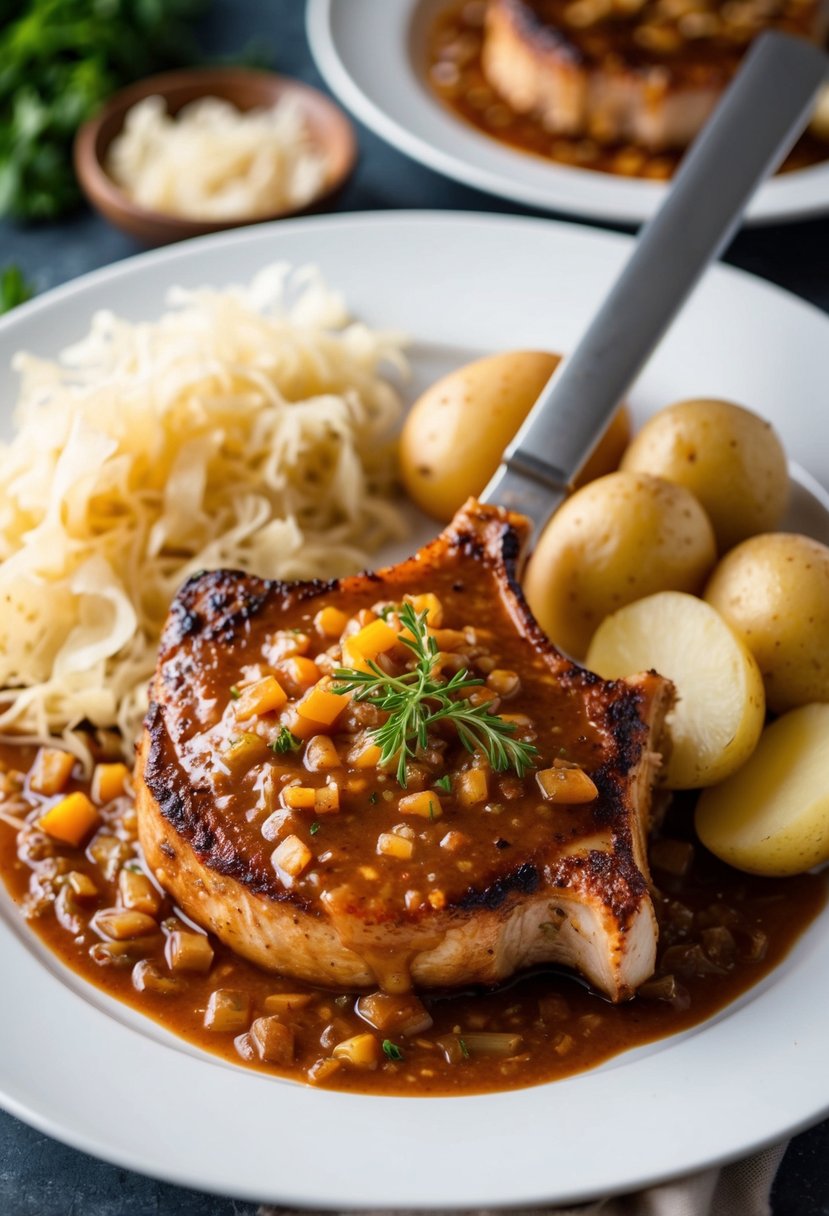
[38,792,101,848]
[314,606,349,638]
[234,675,288,721]
[404,593,444,627]
[91,762,130,805]
[279,656,320,697]
[297,684,349,728]
[29,748,76,796]
[398,791,442,820]
[283,786,316,810]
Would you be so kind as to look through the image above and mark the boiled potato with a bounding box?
[620,398,788,552]
[573,404,631,488]
[399,350,630,522]
[400,350,560,522]
[704,532,829,714]
[523,471,716,659]
[586,591,765,789]
[696,704,829,876]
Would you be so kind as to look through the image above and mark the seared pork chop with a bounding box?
[483,0,829,151]
[137,502,673,1001]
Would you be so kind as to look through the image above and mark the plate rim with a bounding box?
[305,0,829,227]
[1,210,829,1208]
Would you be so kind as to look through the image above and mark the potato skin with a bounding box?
[523,471,717,659]
[400,350,561,523]
[399,351,630,523]
[573,404,631,488]
[620,398,788,552]
[696,704,829,876]
[704,532,829,714]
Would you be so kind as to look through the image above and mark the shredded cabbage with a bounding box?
[107,95,328,221]
[0,264,408,757]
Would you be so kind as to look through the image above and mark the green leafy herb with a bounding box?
[368,792,379,805]
[458,1037,470,1060]
[270,727,302,755]
[382,1039,404,1061]
[309,821,321,836]
[229,685,241,700]
[433,774,452,793]
[0,0,211,222]
[0,264,34,313]
[332,603,537,788]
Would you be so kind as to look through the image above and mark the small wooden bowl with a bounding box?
[74,68,357,245]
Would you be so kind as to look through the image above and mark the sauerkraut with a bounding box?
[0,264,407,758]
[107,94,328,220]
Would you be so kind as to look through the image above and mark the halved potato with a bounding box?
[524,472,716,660]
[696,704,829,876]
[585,591,765,789]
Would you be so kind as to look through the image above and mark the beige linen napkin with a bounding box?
[257,1141,786,1216]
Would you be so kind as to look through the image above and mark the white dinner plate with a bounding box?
[306,0,829,227]
[0,212,828,1209]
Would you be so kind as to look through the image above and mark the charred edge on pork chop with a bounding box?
[138,502,673,998]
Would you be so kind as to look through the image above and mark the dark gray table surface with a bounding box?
[1,1,828,1213]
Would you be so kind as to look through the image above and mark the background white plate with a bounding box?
[0,213,828,1209]
[307,0,829,228]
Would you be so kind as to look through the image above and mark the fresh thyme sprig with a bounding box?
[332,602,538,788]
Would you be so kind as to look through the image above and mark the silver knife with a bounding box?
[482,31,828,536]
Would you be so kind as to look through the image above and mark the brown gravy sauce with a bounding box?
[426,0,829,180]
[0,742,824,1095]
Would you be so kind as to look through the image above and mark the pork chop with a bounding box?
[136,501,673,1001]
[482,0,829,152]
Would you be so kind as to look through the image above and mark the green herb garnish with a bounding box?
[382,1039,404,1061]
[458,1037,470,1060]
[0,0,213,222]
[434,775,452,793]
[270,727,302,755]
[0,265,34,314]
[332,603,537,788]
[309,821,321,836]
[229,685,241,700]
[368,792,379,805]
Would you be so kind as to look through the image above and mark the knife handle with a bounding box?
[482,31,828,534]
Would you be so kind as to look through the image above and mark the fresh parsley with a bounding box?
[0,0,210,221]
[0,265,34,314]
[458,1037,470,1060]
[332,602,537,788]
[309,821,321,836]
[434,774,452,793]
[270,727,302,755]
[382,1039,404,1061]
[229,685,241,700]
